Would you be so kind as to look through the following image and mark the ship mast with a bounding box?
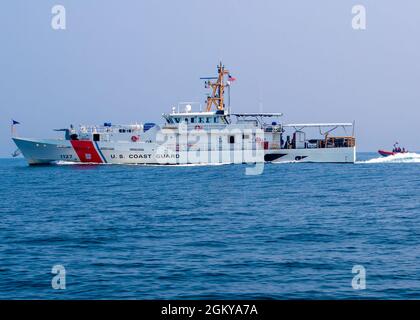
[203,62,230,112]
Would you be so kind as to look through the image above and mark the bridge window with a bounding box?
[213,117,219,123]
[191,117,195,123]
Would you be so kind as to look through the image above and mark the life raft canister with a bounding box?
[131,135,139,142]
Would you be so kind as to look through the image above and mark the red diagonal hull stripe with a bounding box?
[70,140,103,163]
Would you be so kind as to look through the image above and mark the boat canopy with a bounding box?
[283,122,355,137]
[283,123,353,128]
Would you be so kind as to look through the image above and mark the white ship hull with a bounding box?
[13,137,356,165]
[12,63,357,166]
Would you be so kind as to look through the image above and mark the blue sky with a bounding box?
[1,0,419,156]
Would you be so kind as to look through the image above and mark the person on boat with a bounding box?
[285,136,290,149]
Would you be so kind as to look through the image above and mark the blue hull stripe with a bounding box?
[94,141,107,163]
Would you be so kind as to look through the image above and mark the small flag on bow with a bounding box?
[11,119,20,136]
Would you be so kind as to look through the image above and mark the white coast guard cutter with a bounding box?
[12,63,356,165]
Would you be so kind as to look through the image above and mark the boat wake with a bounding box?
[54,161,231,167]
[271,160,298,164]
[357,152,420,164]
[55,161,80,165]
[55,161,103,165]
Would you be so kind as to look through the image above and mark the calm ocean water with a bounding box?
[0,153,419,299]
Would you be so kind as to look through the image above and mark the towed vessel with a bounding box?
[12,63,356,165]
